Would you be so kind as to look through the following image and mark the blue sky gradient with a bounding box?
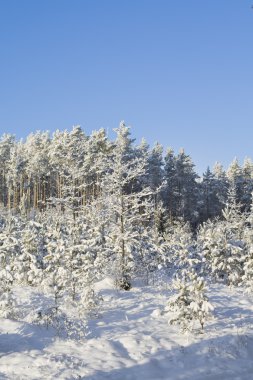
[0,0,253,173]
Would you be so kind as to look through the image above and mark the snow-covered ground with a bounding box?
[1,279,253,380]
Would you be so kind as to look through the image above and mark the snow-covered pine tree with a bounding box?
[43,218,68,309]
[241,158,253,212]
[163,219,196,272]
[147,142,164,193]
[24,131,51,211]
[198,185,246,286]
[86,196,110,280]
[222,182,247,242]
[226,158,244,206]
[102,122,155,289]
[242,192,253,293]
[166,267,213,331]
[71,201,108,316]
[199,166,223,223]
[163,148,200,226]
[0,134,15,207]
[60,212,103,318]
[0,216,21,318]
[47,126,87,217]
[242,246,253,294]
[79,128,112,207]
[0,267,17,319]
[163,148,177,222]
[16,220,45,286]
[64,214,97,299]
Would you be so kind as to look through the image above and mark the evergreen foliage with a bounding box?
[1,122,253,337]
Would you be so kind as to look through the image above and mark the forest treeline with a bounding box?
[0,121,252,226]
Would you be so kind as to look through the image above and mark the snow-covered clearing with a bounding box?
[1,279,253,380]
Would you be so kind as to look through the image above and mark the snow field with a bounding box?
[1,279,253,380]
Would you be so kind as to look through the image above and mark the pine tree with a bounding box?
[43,219,68,309]
[242,193,253,293]
[0,216,21,318]
[222,183,245,240]
[164,148,199,226]
[242,246,253,294]
[164,219,196,271]
[64,214,97,302]
[241,158,253,212]
[198,186,246,286]
[166,268,213,331]
[212,161,228,213]
[199,166,223,223]
[17,220,45,286]
[148,142,164,192]
[226,158,244,206]
[0,134,15,207]
[102,122,155,289]
[163,148,177,222]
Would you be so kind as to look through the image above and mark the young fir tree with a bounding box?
[132,204,166,285]
[65,215,102,317]
[6,140,28,211]
[166,268,213,332]
[212,161,228,210]
[241,158,253,212]
[102,122,155,289]
[43,219,69,310]
[163,148,200,226]
[24,131,51,210]
[199,166,223,223]
[242,246,253,294]
[226,158,244,204]
[163,148,177,222]
[198,185,246,286]
[0,134,15,207]
[242,193,253,293]
[163,219,196,271]
[86,197,110,280]
[147,142,164,193]
[0,216,21,318]
[16,220,45,286]
[66,199,107,316]
[63,217,89,302]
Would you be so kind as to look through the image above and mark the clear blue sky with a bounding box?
[0,0,253,174]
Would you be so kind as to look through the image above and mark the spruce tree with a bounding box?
[166,268,213,331]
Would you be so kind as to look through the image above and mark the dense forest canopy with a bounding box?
[0,122,252,227]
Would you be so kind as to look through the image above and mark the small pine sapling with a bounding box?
[0,267,17,318]
[166,268,213,332]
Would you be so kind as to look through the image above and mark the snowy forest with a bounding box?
[1,122,253,311]
[1,122,253,378]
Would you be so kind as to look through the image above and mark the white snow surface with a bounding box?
[1,278,253,380]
